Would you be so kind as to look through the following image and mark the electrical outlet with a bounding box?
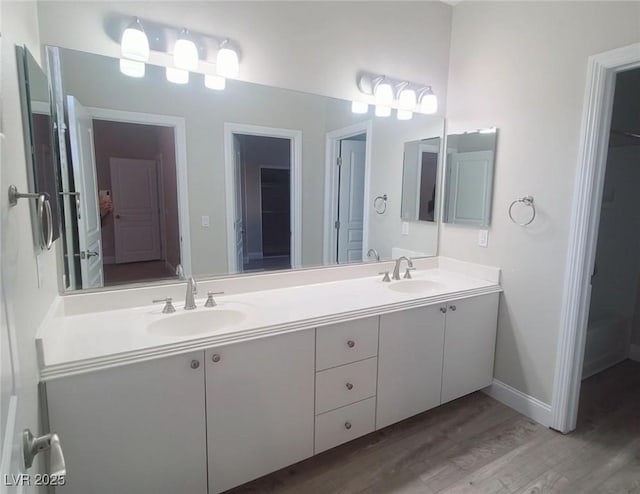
[201,215,210,228]
[478,229,489,247]
[401,222,409,236]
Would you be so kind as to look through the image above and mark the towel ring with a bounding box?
[508,196,536,226]
[374,194,388,215]
[8,185,53,250]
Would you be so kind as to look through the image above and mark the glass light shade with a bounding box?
[205,74,226,90]
[374,82,394,106]
[375,105,391,117]
[174,38,199,71]
[166,67,189,84]
[121,20,149,62]
[396,109,413,120]
[420,92,438,114]
[351,101,369,114]
[119,59,145,78]
[216,47,239,78]
[398,89,417,111]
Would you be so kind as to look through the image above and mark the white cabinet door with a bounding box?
[206,330,315,493]
[441,293,499,404]
[376,305,446,429]
[46,352,208,494]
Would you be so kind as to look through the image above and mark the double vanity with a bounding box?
[37,257,500,494]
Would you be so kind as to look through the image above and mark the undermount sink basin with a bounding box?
[147,309,246,337]
[387,280,444,294]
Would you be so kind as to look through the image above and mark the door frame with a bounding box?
[323,121,373,265]
[86,107,192,277]
[224,123,302,273]
[552,42,640,434]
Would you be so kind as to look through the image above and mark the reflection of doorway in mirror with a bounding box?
[233,133,293,274]
[91,120,181,286]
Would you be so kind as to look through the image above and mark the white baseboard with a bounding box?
[483,379,552,428]
[630,344,640,362]
[103,256,115,265]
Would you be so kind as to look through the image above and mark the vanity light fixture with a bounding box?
[351,101,369,114]
[418,87,438,114]
[205,74,226,90]
[396,109,413,121]
[398,86,417,111]
[120,17,149,62]
[375,105,391,117]
[119,59,145,78]
[216,40,239,78]
[374,80,394,106]
[174,29,199,71]
[166,66,189,84]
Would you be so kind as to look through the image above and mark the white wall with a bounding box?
[1,0,60,480]
[441,1,640,404]
[36,1,452,108]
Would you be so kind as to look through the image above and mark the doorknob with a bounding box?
[80,250,99,259]
[23,429,66,477]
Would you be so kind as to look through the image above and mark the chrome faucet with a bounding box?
[184,277,197,310]
[392,256,414,280]
[367,248,380,262]
[175,264,185,279]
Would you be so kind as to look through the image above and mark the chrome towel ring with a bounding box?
[508,196,536,226]
[8,185,53,250]
[374,194,388,215]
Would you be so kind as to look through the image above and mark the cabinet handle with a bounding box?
[345,382,354,390]
[449,305,457,311]
[211,354,221,363]
[440,307,447,314]
[347,340,355,348]
[190,360,200,369]
[344,421,352,430]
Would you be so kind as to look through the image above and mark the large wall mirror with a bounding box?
[443,129,498,227]
[50,47,444,291]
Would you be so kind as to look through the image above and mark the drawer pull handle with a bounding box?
[449,305,457,311]
[347,340,355,348]
[344,421,352,430]
[211,354,221,363]
[190,360,200,369]
[345,382,354,390]
[440,307,447,314]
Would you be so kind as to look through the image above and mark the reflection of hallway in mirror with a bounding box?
[92,120,182,285]
[234,134,292,273]
[103,261,176,286]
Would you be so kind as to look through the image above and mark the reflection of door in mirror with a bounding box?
[233,133,292,273]
[337,137,367,263]
[418,144,439,222]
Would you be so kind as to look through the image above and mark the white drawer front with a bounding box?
[316,317,378,371]
[314,397,376,454]
[315,357,377,414]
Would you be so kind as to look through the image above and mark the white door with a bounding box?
[233,138,244,272]
[337,139,366,263]
[376,305,446,429]
[67,96,103,289]
[446,150,494,226]
[110,158,162,264]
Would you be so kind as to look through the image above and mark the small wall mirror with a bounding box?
[443,129,498,227]
[16,45,61,248]
[400,137,440,223]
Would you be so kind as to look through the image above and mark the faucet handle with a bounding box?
[378,271,391,283]
[152,297,176,314]
[403,267,416,279]
[205,291,225,308]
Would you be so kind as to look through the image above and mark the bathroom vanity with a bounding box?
[37,258,500,494]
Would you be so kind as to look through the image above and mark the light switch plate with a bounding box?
[401,222,409,236]
[478,229,489,247]
[201,215,210,228]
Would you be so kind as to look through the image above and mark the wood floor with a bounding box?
[226,360,640,494]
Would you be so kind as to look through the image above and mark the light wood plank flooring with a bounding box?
[226,360,640,494]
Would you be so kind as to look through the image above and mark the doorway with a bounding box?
[323,122,372,265]
[553,43,640,433]
[224,124,302,274]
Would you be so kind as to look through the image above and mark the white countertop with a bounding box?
[37,261,501,381]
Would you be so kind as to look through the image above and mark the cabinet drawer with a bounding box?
[315,357,377,414]
[314,397,376,454]
[316,317,378,370]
